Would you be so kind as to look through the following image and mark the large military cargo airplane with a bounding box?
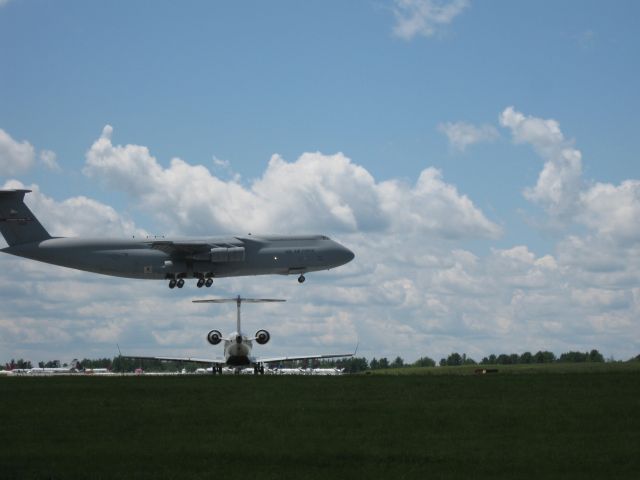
[123,296,355,374]
[0,189,354,288]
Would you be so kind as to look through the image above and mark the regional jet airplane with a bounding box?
[123,296,354,375]
[0,190,354,288]
[21,359,84,375]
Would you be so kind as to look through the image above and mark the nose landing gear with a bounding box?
[298,274,306,284]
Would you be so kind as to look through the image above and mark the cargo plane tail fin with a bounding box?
[0,189,51,246]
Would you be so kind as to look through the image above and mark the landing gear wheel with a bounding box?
[298,274,306,284]
[168,279,177,289]
[176,278,185,288]
[197,278,205,288]
[205,278,213,288]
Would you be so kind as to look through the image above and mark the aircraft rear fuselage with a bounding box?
[224,334,253,367]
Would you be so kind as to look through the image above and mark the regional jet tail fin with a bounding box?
[0,189,51,246]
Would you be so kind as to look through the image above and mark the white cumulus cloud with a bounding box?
[378,168,501,238]
[500,106,583,218]
[500,106,640,246]
[0,128,36,176]
[83,125,500,239]
[392,0,470,40]
[578,180,640,245]
[39,150,61,171]
[438,121,499,151]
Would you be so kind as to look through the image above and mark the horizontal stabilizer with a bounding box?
[193,297,286,304]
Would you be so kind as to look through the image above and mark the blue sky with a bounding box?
[1,0,639,364]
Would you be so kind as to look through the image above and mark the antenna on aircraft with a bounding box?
[193,295,285,332]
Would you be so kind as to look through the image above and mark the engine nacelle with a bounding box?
[254,329,270,345]
[207,329,223,345]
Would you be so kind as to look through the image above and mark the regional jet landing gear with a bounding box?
[298,274,306,284]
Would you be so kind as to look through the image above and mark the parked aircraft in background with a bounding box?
[193,367,346,376]
[270,367,346,376]
[17,359,83,375]
[123,296,354,374]
[0,190,354,289]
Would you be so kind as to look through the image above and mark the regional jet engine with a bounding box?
[254,329,271,345]
[207,329,223,345]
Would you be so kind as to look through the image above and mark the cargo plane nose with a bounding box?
[342,246,355,265]
[331,242,355,267]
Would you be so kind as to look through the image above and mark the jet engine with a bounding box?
[254,329,271,345]
[207,329,223,345]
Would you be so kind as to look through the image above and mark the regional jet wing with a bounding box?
[121,355,225,366]
[257,352,354,364]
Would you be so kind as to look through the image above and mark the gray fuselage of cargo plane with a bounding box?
[0,190,354,288]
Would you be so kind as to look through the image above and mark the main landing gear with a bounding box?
[298,274,306,284]
[168,276,213,289]
[253,365,265,375]
[196,277,213,288]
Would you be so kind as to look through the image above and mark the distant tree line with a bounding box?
[79,358,113,369]
[320,349,612,372]
[4,359,32,370]
[317,355,436,373]
[2,349,636,373]
[438,349,606,366]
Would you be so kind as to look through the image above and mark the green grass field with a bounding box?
[368,360,640,375]
[1,365,639,479]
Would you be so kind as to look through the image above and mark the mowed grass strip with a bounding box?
[1,371,639,479]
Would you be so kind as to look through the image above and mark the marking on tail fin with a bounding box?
[0,217,34,223]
